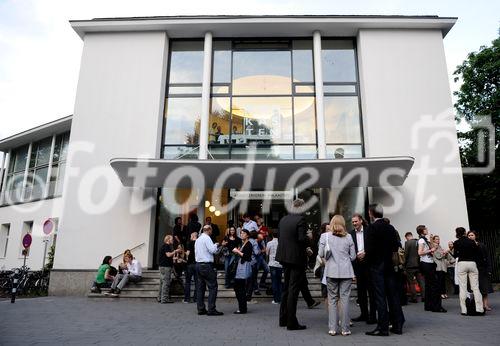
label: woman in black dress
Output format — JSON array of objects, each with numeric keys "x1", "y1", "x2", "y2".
[
  {"x1": 222, "y1": 227, "x2": 242, "y2": 288},
  {"x1": 467, "y1": 231, "x2": 493, "y2": 311},
  {"x1": 232, "y1": 229, "x2": 253, "y2": 314}
]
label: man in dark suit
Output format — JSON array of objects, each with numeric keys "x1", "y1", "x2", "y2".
[
  {"x1": 364, "y1": 204, "x2": 405, "y2": 336},
  {"x1": 276, "y1": 199, "x2": 308, "y2": 331},
  {"x1": 349, "y1": 213, "x2": 377, "y2": 324}
]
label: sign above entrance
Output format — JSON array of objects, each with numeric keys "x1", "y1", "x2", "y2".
[{"x1": 230, "y1": 190, "x2": 293, "y2": 200}]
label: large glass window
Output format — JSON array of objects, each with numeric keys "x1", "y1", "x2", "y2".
[
  {"x1": 324, "y1": 96, "x2": 361, "y2": 144},
  {"x1": 164, "y1": 98, "x2": 201, "y2": 145},
  {"x1": 233, "y1": 50, "x2": 292, "y2": 95},
  {"x1": 292, "y1": 40, "x2": 314, "y2": 83},
  {"x1": 322, "y1": 40, "x2": 357, "y2": 83},
  {"x1": 25, "y1": 137, "x2": 52, "y2": 200},
  {"x1": 168, "y1": 41, "x2": 204, "y2": 84},
  {"x1": 48, "y1": 132, "x2": 69, "y2": 197},
  {"x1": 5, "y1": 145, "x2": 28, "y2": 203},
  {"x1": 162, "y1": 38, "x2": 363, "y2": 160},
  {"x1": 231, "y1": 97, "x2": 293, "y2": 144},
  {"x1": 163, "y1": 41, "x2": 204, "y2": 156},
  {"x1": 1, "y1": 132, "x2": 69, "y2": 205},
  {"x1": 294, "y1": 97, "x2": 316, "y2": 144}
]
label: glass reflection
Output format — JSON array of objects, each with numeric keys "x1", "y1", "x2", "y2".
[
  {"x1": 326, "y1": 145, "x2": 362, "y2": 159},
  {"x1": 322, "y1": 40, "x2": 356, "y2": 82},
  {"x1": 328, "y1": 187, "x2": 366, "y2": 223},
  {"x1": 212, "y1": 41, "x2": 231, "y2": 83},
  {"x1": 295, "y1": 145, "x2": 317, "y2": 159},
  {"x1": 164, "y1": 97, "x2": 201, "y2": 144},
  {"x1": 229, "y1": 97, "x2": 293, "y2": 144},
  {"x1": 169, "y1": 41, "x2": 204, "y2": 84},
  {"x1": 231, "y1": 145, "x2": 293, "y2": 160},
  {"x1": 209, "y1": 98, "x2": 231, "y2": 144},
  {"x1": 324, "y1": 96, "x2": 361, "y2": 144},
  {"x1": 294, "y1": 97, "x2": 316, "y2": 144},
  {"x1": 292, "y1": 40, "x2": 314, "y2": 83},
  {"x1": 233, "y1": 51, "x2": 292, "y2": 95},
  {"x1": 163, "y1": 146, "x2": 199, "y2": 159}
]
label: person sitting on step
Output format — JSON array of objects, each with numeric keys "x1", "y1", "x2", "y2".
[{"x1": 106, "y1": 252, "x2": 142, "y2": 297}]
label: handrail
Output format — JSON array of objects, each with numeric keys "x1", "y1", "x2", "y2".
[{"x1": 112, "y1": 242, "x2": 146, "y2": 261}]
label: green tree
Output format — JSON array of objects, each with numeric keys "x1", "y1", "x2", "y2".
[{"x1": 454, "y1": 33, "x2": 499, "y2": 277}]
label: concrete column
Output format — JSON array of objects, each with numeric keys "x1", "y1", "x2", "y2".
[
  {"x1": 313, "y1": 30, "x2": 326, "y2": 159},
  {"x1": 199, "y1": 32, "x2": 213, "y2": 160},
  {"x1": 44, "y1": 134, "x2": 56, "y2": 198},
  {"x1": 313, "y1": 31, "x2": 330, "y2": 224}
]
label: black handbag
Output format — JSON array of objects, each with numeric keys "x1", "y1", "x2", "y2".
[{"x1": 229, "y1": 256, "x2": 238, "y2": 276}]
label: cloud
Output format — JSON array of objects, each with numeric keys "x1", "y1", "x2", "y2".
[{"x1": 0, "y1": 0, "x2": 498, "y2": 143}]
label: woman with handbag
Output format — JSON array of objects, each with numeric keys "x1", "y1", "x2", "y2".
[
  {"x1": 318, "y1": 215, "x2": 356, "y2": 336},
  {"x1": 223, "y1": 227, "x2": 242, "y2": 288},
  {"x1": 417, "y1": 225, "x2": 446, "y2": 313},
  {"x1": 232, "y1": 229, "x2": 253, "y2": 314}
]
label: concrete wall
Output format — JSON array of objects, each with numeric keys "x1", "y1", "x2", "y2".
[
  {"x1": 52, "y1": 32, "x2": 169, "y2": 271},
  {"x1": 0, "y1": 198, "x2": 62, "y2": 270},
  {"x1": 357, "y1": 29, "x2": 469, "y2": 244}
]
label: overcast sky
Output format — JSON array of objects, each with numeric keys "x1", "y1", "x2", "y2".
[{"x1": 0, "y1": 0, "x2": 498, "y2": 142}]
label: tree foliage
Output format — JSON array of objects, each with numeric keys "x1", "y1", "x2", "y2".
[{"x1": 454, "y1": 33, "x2": 499, "y2": 233}]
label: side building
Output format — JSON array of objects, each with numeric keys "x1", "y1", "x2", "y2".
[{"x1": 0, "y1": 116, "x2": 71, "y2": 271}]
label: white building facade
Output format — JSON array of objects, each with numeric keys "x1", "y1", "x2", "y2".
[{"x1": 0, "y1": 15, "x2": 468, "y2": 295}]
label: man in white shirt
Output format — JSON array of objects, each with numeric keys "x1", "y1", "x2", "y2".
[
  {"x1": 242, "y1": 213, "x2": 258, "y2": 232},
  {"x1": 107, "y1": 253, "x2": 142, "y2": 297},
  {"x1": 195, "y1": 225, "x2": 223, "y2": 316},
  {"x1": 266, "y1": 231, "x2": 283, "y2": 304},
  {"x1": 349, "y1": 213, "x2": 376, "y2": 324}
]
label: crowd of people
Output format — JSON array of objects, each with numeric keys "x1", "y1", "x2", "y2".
[{"x1": 91, "y1": 200, "x2": 494, "y2": 336}]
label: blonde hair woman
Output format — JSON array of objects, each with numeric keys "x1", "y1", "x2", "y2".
[{"x1": 318, "y1": 215, "x2": 356, "y2": 336}]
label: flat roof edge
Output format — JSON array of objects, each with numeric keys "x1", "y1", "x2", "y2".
[
  {"x1": 0, "y1": 115, "x2": 73, "y2": 152},
  {"x1": 69, "y1": 15, "x2": 457, "y2": 40}
]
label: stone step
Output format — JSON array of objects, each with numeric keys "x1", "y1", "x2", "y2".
[{"x1": 88, "y1": 270, "x2": 359, "y2": 300}]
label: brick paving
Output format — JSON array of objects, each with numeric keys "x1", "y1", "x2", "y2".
[{"x1": 0, "y1": 294, "x2": 499, "y2": 345}]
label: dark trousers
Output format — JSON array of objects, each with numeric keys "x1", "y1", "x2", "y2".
[
  {"x1": 251, "y1": 255, "x2": 269, "y2": 292},
  {"x1": 196, "y1": 263, "x2": 218, "y2": 313},
  {"x1": 370, "y1": 262, "x2": 405, "y2": 332},
  {"x1": 270, "y1": 267, "x2": 283, "y2": 303},
  {"x1": 280, "y1": 263, "x2": 306, "y2": 328},
  {"x1": 354, "y1": 263, "x2": 376, "y2": 320},
  {"x1": 300, "y1": 276, "x2": 314, "y2": 306},
  {"x1": 420, "y1": 262, "x2": 442, "y2": 311},
  {"x1": 224, "y1": 256, "x2": 235, "y2": 288},
  {"x1": 184, "y1": 263, "x2": 198, "y2": 301},
  {"x1": 234, "y1": 278, "x2": 248, "y2": 313},
  {"x1": 436, "y1": 270, "x2": 447, "y2": 295}
]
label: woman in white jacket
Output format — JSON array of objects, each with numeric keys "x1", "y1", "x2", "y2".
[{"x1": 318, "y1": 215, "x2": 356, "y2": 336}]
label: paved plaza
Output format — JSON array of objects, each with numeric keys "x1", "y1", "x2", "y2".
[{"x1": 1, "y1": 294, "x2": 499, "y2": 345}]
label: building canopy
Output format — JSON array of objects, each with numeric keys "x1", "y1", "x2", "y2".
[{"x1": 110, "y1": 156, "x2": 414, "y2": 189}]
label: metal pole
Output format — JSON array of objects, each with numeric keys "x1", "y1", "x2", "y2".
[
  {"x1": 11, "y1": 268, "x2": 19, "y2": 303},
  {"x1": 42, "y1": 239, "x2": 49, "y2": 269}
]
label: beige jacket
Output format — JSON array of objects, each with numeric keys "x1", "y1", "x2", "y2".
[{"x1": 433, "y1": 245, "x2": 455, "y2": 272}]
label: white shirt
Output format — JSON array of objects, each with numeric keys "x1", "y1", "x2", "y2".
[
  {"x1": 266, "y1": 239, "x2": 282, "y2": 268},
  {"x1": 195, "y1": 232, "x2": 218, "y2": 263},
  {"x1": 243, "y1": 220, "x2": 258, "y2": 232},
  {"x1": 418, "y1": 238, "x2": 433, "y2": 263},
  {"x1": 355, "y1": 227, "x2": 365, "y2": 254},
  {"x1": 125, "y1": 259, "x2": 142, "y2": 276}
]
